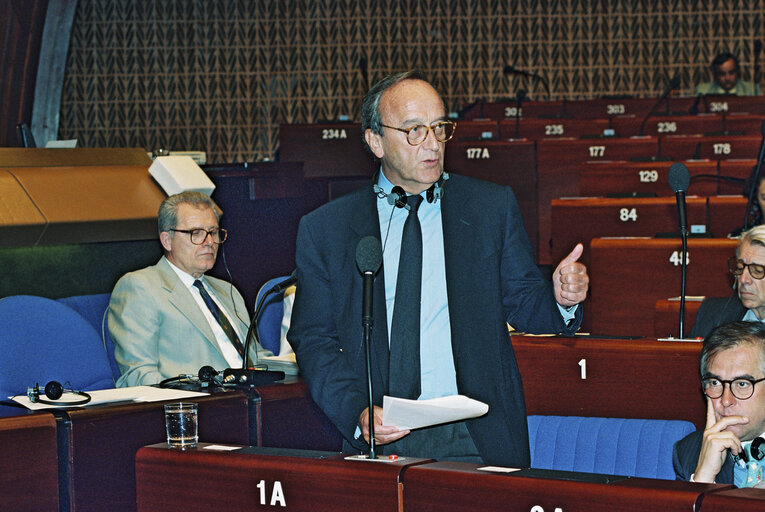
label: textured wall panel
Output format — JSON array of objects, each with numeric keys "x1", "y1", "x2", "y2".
[{"x1": 59, "y1": 0, "x2": 765, "y2": 163}]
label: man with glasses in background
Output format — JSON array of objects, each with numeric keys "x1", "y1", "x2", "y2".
[
  {"x1": 690, "y1": 226, "x2": 765, "y2": 338},
  {"x1": 109, "y1": 191, "x2": 272, "y2": 387},
  {"x1": 674, "y1": 321, "x2": 765, "y2": 487},
  {"x1": 288, "y1": 71, "x2": 589, "y2": 465}
]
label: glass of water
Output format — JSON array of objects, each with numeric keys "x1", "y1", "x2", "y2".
[{"x1": 164, "y1": 402, "x2": 198, "y2": 449}]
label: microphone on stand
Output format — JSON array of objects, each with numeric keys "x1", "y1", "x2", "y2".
[
  {"x1": 222, "y1": 271, "x2": 296, "y2": 386},
  {"x1": 669, "y1": 162, "x2": 690, "y2": 338},
  {"x1": 638, "y1": 76, "x2": 681, "y2": 136},
  {"x1": 503, "y1": 65, "x2": 551, "y2": 100},
  {"x1": 743, "y1": 121, "x2": 765, "y2": 231},
  {"x1": 356, "y1": 236, "x2": 383, "y2": 459}
]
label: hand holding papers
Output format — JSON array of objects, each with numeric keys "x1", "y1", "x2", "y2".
[{"x1": 382, "y1": 394, "x2": 489, "y2": 430}]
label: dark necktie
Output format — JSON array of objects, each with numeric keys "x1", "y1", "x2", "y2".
[
  {"x1": 388, "y1": 194, "x2": 423, "y2": 399},
  {"x1": 193, "y1": 280, "x2": 246, "y2": 361}
]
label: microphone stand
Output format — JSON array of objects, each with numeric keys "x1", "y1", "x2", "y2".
[
  {"x1": 222, "y1": 275, "x2": 295, "y2": 386},
  {"x1": 679, "y1": 226, "x2": 688, "y2": 338}
]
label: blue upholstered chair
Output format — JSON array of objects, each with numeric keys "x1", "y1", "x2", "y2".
[
  {"x1": 254, "y1": 276, "x2": 293, "y2": 355},
  {"x1": 56, "y1": 293, "x2": 120, "y2": 382},
  {"x1": 527, "y1": 415, "x2": 696, "y2": 480},
  {"x1": 0, "y1": 295, "x2": 115, "y2": 399}
]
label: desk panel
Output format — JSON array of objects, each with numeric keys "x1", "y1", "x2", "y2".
[
  {"x1": 536, "y1": 137, "x2": 658, "y2": 264},
  {"x1": 724, "y1": 114, "x2": 765, "y2": 135},
  {"x1": 278, "y1": 123, "x2": 377, "y2": 179},
  {"x1": 707, "y1": 195, "x2": 747, "y2": 238},
  {"x1": 62, "y1": 392, "x2": 249, "y2": 512},
  {"x1": 695, "y1": 96, "x2": 765, "y2": 115},
  {"x1": 579, "y1": 160, "x2": 718, "y2": 197},
  {"x1": 612, "y1": 114, "x2": 722, "y2": 138},
  {"x1": 654, "y1": 298, "x2": 704, "y2": 339},
  {"x1": 700, "y1": 487, "x2": 765, "y2": 510},
  {"x1": 589, "y1": 238, "x2": 737, "y2": 337},
  {"x1": 662, "y1": 135, "x2": 762, "y2": 161},
  {"x1": 550, "y1": 197, "x2": 707, "y2": 265},
  {"x1": 453, "y1": 119, "x2": 499, "y2": 141},
  {"x1": 136, "y1": 443, "x2": 430, "y2": 512},
  {"x1": 0, "y1": 411, "x2": 59, "y2": 512},
  {"x1": 498, "y1": 117, "x2": 611, "y2": 139},
  {"x1": 403, "y1": 461, "x2": 718, "y2": 512},
  {"x1": 718, "y1": 159, "x2": 755, "y2": 195},
  {"x1": 513, "y1": 335, "x2": 705, "y2": 427}
]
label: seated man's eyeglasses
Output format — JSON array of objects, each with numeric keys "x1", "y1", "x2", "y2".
[
  {"x1": 380, "y1": 120, "x2": 457, "y2": 146},
  {"x1": 702, "y1": 376, "x2": 765, "y2": 400},
  {"x1": 169, "y1": 228, "x2": 228, "y2": 245},
  {"x1": 728, "y1": 258, "x2": 765, "y2": 279}
]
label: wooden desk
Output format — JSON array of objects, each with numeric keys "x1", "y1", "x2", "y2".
[
  {"x1": 718, "y1": 159, "x2": 755, "y2": 195},
  {"x1": 589, "y1": 238, "x2": 737, "y2": 337},
  {"x1": 707, "y1": 196, "x2": 747, "y2": 238},
  {"x1": 453, "y1": 119, "x2": 499, "y2": 141},
  {"x1": 724, "y1": 114, "x2": 765, "y2": 135},
  {"x1": 512, "y1": 335, "x2": 706, "y2": 427},
  {"x1": 661, "y1": 134, "x2": 762, "y2": 161},
  {"x1": 699, "y1": 487, "x2": 765, "y2": 510},
  {"x1": 60, "y1": 392, "x2": 249, "y2": 512},
  {"x1": 498, "y1": 117, "x2": 611, "y2": 139},
  {"x1": 402, "y1": 461, "x2": 721, "y2": 512},
  {"x1": 0, "y1": 409, "x2": 59, "y2": 512},
  {"x1": 461, "y1": 100, "x2": 565, "y2": 120},
  {"x1": 694, "y1": 95, "x2": 765, "y2": 115},
  {"x1": 278, "y1": 123, "x2": 377, "y2": 179},
  {"x1": 654, "y1": 298, "x2": 704, "y2": 338},
  {"x1": 611, "y1": 114, "x2": 722, "y2": 138},
  {"x1": 536, "y1": 137, "x2": 658, "y2": 264},
  {"x1": 579, "y1": 160, "x2": 718, "y2": 197},
  {"x1": 550, "y1": 197, "x2": 707, "y2": 265},
  {"x1": 136, "y1": 443, "x2": 430, "y2": 512}
]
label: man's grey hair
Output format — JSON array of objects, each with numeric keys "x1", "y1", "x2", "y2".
[
  {"x1": 737, "y1": 225, "x2": 765, "y2": 257},
  {"x1": 360, "y1": 70, "x2": 437, "y2": 156},
  {"x1": 700, "y1": 320, "x2": 765, "y2": 376},
  {"x1": 157, "y1": 191, "x2": 221, "y2": 237}
]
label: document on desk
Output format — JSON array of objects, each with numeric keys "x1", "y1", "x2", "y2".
[
  {"x1": 382, "y1": 395, "x2": 489, "y2": 430},
  {"x1": 260, "y1": 352, "x2": 299, "y2": 375},
  {"x1": 12, "y1": 385, "x2": 208, "y2": 410}
]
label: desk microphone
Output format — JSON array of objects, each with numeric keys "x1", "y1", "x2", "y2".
[
  {"x1": 669, "y1": 162, "x2": 690, "y2": 338},
  {"x1": 222, "y1": 271, "x2": 296, "y2": 386},
  {"x1": 356, "y1": 235, "x2": 383, "y2": 459},
  {"x1": 638, "y1": 76, "x2": 681, "y2": 136},
  {"x1": 503, "y1": 65, "x2": 551, "y2": 100}
]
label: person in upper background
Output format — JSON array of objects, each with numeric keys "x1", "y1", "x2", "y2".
[
  {"x1": 287, "y1": 70, "x2": 589, "y2": 466},
  {"x1": 109, "y1": 191, "x2": 272, "y2": 387},
  {"x1": 690, "y1": 226, "x2": 765, "y2": 338},
  {"x1": 694, "y1": 52, "x2": 762, "y2": 96},
  {"x1": 673, "y1": 321, "x2": 765, "y2": 487}
]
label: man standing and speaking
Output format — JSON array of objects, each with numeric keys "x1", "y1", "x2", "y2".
[{"x1": 288, "y1": 71, "x2": 589, "y2": 466}]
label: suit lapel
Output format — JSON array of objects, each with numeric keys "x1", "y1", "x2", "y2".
[{"x1": 157, "y1": 257, "x2": 220, "y2": 353}]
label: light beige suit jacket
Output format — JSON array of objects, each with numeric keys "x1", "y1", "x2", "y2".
[{"x1": 109, "y1": 256, "x2": 270, "y2": 387}]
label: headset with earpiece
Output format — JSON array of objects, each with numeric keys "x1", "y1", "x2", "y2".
[
  {"x1": 372, "y1": 171, "x2": 449, "y2": 209},
  {"x1": 27, "y1": 381, "x2": 91, "y2": 406}
]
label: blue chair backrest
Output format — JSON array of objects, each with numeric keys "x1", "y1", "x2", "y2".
[
  {"x1": 56, "y1": 293, "x2": 120, "y2": 382},
  {"x1": 527, "y1": 415, "x2": 696, "y2": 480},
  {"x1": 254, "y1": 276, "x2": 292, "y2": 355},
  {"x1": 0, "y1": 295, "x2": 115, "y2": 399}
]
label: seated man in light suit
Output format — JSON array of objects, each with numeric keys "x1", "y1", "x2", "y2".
[
  {"x1": 109, "y1": 191, "x2": 271, "y2": 387},
  {"x1": 673, "y1": 321, "x2": 765, "y2": 487},
  {"x1": 690, "y1": 226, "x2": 765, "y2": 338},
  {"x1": 694, "y1": 52, "x2": 762, "y2": 96}
]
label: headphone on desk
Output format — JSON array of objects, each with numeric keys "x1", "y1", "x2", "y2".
[{"x1": 27, "y1": 381, "x2": 91, "y2": 406}]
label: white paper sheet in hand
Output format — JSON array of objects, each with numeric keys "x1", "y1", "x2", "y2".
[{"x1": 382, "y1": 395, "x2": 489, "y2": 430}]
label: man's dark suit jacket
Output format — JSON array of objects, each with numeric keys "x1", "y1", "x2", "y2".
[
  {"x1": 689, "y1": 295, "x2": 746, "y2": 339},
  {"x1": 288, "y1": 174, "x2": 582, "y2": 467},
  {"x1": 673, "y1": 429, "x2": 734, "y2": 484}
]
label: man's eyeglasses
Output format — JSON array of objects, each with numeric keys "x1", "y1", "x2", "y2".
[
  {"x1": 702, "y1": 376, "x2": 765, "y2": 400},
  {"x1": 380, "y1": 120, "x2": 457, "y2": 146},
  {"x1": 169, "y1": 228, "x2": 227, "y2": 245},
  {"x1": 728, "y1": 258, "x2": 765, "y2": 280}
]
